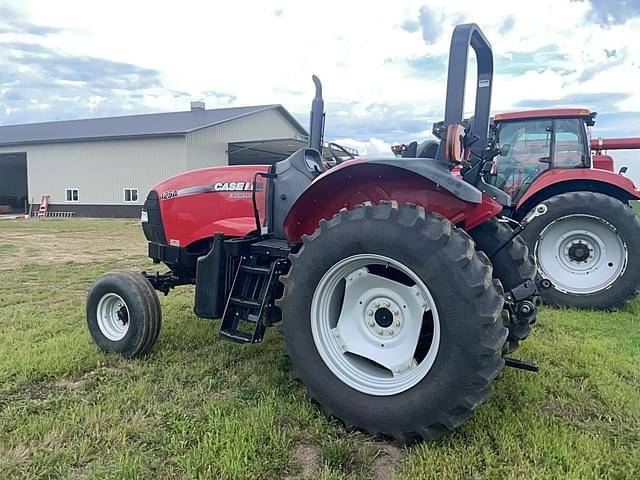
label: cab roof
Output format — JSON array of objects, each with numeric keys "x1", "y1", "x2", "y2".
[{"x1": 494, "y1": 108, "x2": 595, "y2": 125}]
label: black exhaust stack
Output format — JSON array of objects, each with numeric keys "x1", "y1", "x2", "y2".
[{"x1": 309, "y1": 75, "x2": 325, "y2": 153}]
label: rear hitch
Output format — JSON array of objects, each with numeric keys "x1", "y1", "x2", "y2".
[{"x1": 504, "y1": 358, "x2": 539, "y2": 372}]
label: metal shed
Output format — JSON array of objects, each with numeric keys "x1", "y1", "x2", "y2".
[{"x1": 0, "y1": 103, "x2": 309, "y2": 217}]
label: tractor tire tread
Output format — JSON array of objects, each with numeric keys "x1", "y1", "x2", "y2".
[
  {"x1": 470, "y1": 218, "x2": 538, "y2": 353},
  {"x1": 278, "y1": 202, "x2": 506, "y2": 443}
]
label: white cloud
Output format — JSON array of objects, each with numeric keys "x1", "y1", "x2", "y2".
[
  {"x1": 334, "y1": 137, "x2": 395, "y2": 158},
  {"x1": 1, "y1": 0, "x2": 640, "y2": 146}
]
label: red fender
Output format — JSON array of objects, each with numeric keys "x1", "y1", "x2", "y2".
[
  {"x1": 516, "y1": 168, "x2": 640, "y2": 211},
  {"x1": 283, "y1": 162, "x2": 502, "y2": 243}
]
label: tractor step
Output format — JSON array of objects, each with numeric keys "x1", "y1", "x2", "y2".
[
  {"x1": 229, "y1": 296, "x2": 262, "y2": 310},
  {"x1": 220, "y1": 329, "x2": 255, "y2": 344},
  {"x1": 250, "y1": 238, "x2": 290, "y2": 258},
  {"x1": 219, "y1": 256, "x2": 280, "y2": 344},
  {"x1": 239, "y1": 264, "x2": 273, "y2": 275}
]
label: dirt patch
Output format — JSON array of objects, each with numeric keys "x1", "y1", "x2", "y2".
[
  {"x1": 285, "y1": 443, "x2": 321, "y2": 479},
  {"x1": 54, "y1": 365, "x2": 133, "y2": 391},
  {"x1": 538, "y1": 398, "x2": 639, "y2": 441},
  {"x1": 0, "y1": 380, "x2": 65, "y2": 409},
  {"x1": 55, "y1": 371, "x2": 98, "y2": 390},
  {"x1": 0, "y1": 230, "x2": 145, "y2": 270},
  {"x1": 1, "y1": 366, "x2": 131, "y2": 411},
  {"x1": 541, "y1": 399, "x2": 615, "y2": 426},
  {"x1": 70, "y1": 462, "x2": 92, "y2": 480},
  {"x1": 370, "y1": 443, "x2": 403, "y2": 480},
  {"x1": 0, "y1": 444, "x2": 30, "y2": 469}
]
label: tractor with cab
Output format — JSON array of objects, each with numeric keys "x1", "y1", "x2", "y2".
[
  {"x1": 87, "y1": 24, "x2": 541, "y2": 443},
  {"x1": 394, "y1": 109, "x2": 640, "y2": 310}
]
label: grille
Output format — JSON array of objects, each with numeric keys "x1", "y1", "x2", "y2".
[{"x1": 141, "y1": 191, "x2": 167, "y2": 245}]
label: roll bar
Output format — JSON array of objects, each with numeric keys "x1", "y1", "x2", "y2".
[
  {"x1": 437, "y1": 24, "x2": 494, "y2": 160},
  {"x1": 309, "y1": 75, "x2": 326, "y2": 152}
]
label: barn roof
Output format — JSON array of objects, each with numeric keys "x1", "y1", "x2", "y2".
[{"x1": 0, "y1": 104, "x2": 308, "y2": 147}]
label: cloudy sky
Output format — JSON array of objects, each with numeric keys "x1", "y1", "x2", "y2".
[{"x1": 1, "y1": 0, "x2": 639, "y2": 174}]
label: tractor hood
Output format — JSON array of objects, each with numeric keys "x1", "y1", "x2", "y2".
[{"x1": 143, "y1": 164, "x2": 270, "y2": 248}]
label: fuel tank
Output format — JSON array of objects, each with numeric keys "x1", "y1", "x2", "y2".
[{"x1": 142, "y1": 165, "x2": 269, "y2": 249}]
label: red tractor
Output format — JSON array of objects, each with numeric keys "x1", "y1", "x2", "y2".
[
  {"x1": 395, "y1": 111, "x2": 640, "y2": 310},
  {"x1": 87, "y1": 24, "x2": 541, "y2": 443}
]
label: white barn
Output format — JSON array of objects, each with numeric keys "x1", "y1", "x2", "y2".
[{"x1": 0, "y1": 103, "x2": 314, "y2": 217}]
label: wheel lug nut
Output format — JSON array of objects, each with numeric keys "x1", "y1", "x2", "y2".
[
  {"x1": 376, "y1": 329, "x2": 383, "y2": 335},
  {"x1": 384, "y1": 301, "x2": 390, "y2": 308},
  {"x1": 368, "y1": 320, "x2": 375, "y2": 327},
  {"x1": 394, "y1": 320, "x2": 400, "y2": 327},
  {"x1": 393, "y1": 310, "x2": 399, "y2": 316},
  {"x1": 367, "y1": 310, "x2": 373, "y2": 316},
  {"x1": 388, "y1": 329, "x2": 394, "y2": 335},
  {"x1": 373, "y1": 303, "x2": 379, "y2": 308}
]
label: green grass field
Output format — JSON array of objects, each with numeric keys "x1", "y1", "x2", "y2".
[{"x1": 0, "y1": 219, "x2": 638, "y2": 479}]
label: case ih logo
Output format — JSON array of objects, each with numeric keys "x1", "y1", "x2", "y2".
[
  {"x1": 161, "y1": 180, "x2": 257, "y2": 200},
  {"x1": 213, "y1": 182, "x2": 253, "y2": 192}
]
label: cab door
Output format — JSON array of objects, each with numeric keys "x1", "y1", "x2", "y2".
[{"x1": 493, "y1": 118, "x2": 588, "y2": 201}]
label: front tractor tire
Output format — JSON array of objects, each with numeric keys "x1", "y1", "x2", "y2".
[
  {"x1": 278, "y1": 202, "x2": 507, "y2": 443},
  {"x1": 86, "y1": 271, "x2": 162, "y2": 358},
  {"x1": 520, "y1": 192, "x2": 640, "y2": 310}
]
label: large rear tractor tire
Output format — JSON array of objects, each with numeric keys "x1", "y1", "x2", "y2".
[
  {"x1": 470, "y1": 218, "x2": 538, "y2": 354},
  {"x1": 86, "y1": 271, "x2": 162, "y2": 358},
  {"x1": 278, "y1": 202, "x2": 507, "y2": 443},
  {"x1": 520, "y1": 192, "x2": 640, "y2": 310}
]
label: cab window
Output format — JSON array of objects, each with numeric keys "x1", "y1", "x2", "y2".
[
  {"x1": 553, "y1": 119, "x2": 587, "y2": 167},
  {"x1": 493, "y1": 119, "x2": 552, "y2": 200}
]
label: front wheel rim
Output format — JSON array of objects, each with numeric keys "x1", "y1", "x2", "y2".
[
  {"x1": 311, "y1": 254, "x2": 440, "y2": 396},
  {"x1": 536, "y1": 214, "x2": 627, "y2": 295},
  {"x1": 96, "y1": 293, "x2": 130, "y2": 341}
]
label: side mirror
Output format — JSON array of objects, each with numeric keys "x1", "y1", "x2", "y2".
[
  {"x1": 538, "y1": 156, "x2": 552, "y2": 164},
  {"x1": 500, "y1": 144, "x2": 511, "y2": 156}
]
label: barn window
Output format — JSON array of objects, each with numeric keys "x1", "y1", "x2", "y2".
[
  {"x1": 124, "y1": 188, "x2": 139, "y2": 203},
  {"x1": 65, "y1": 188, "x2": 79, "y2": 202}
]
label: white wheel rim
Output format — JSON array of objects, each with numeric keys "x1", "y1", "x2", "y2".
[
  {"x1": 311, "y1": 254, "x2": 440, "y2": 396},
  {"x1": 96, "y1": 293, "x2": 130, "y2": 341},
  {"x1": 536, "y1": 214, "x2": 627, "y2": 295}
]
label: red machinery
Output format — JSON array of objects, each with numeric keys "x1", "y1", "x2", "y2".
[
  {"x1": 492, "y1": 109, "x2": 640, "y2": 310},
  {"x1": 86, "y1": 24, "x2": 540, "y2": 443},
  {"x1": 395, "y1": 108, "x2": 640, "y2": 309},
  {"x1": 591, "y1": 137, "x2": 640, "y2": 152},
  {"x1": 590, "y1": 137, "x2": 640, "y2": 171}
]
